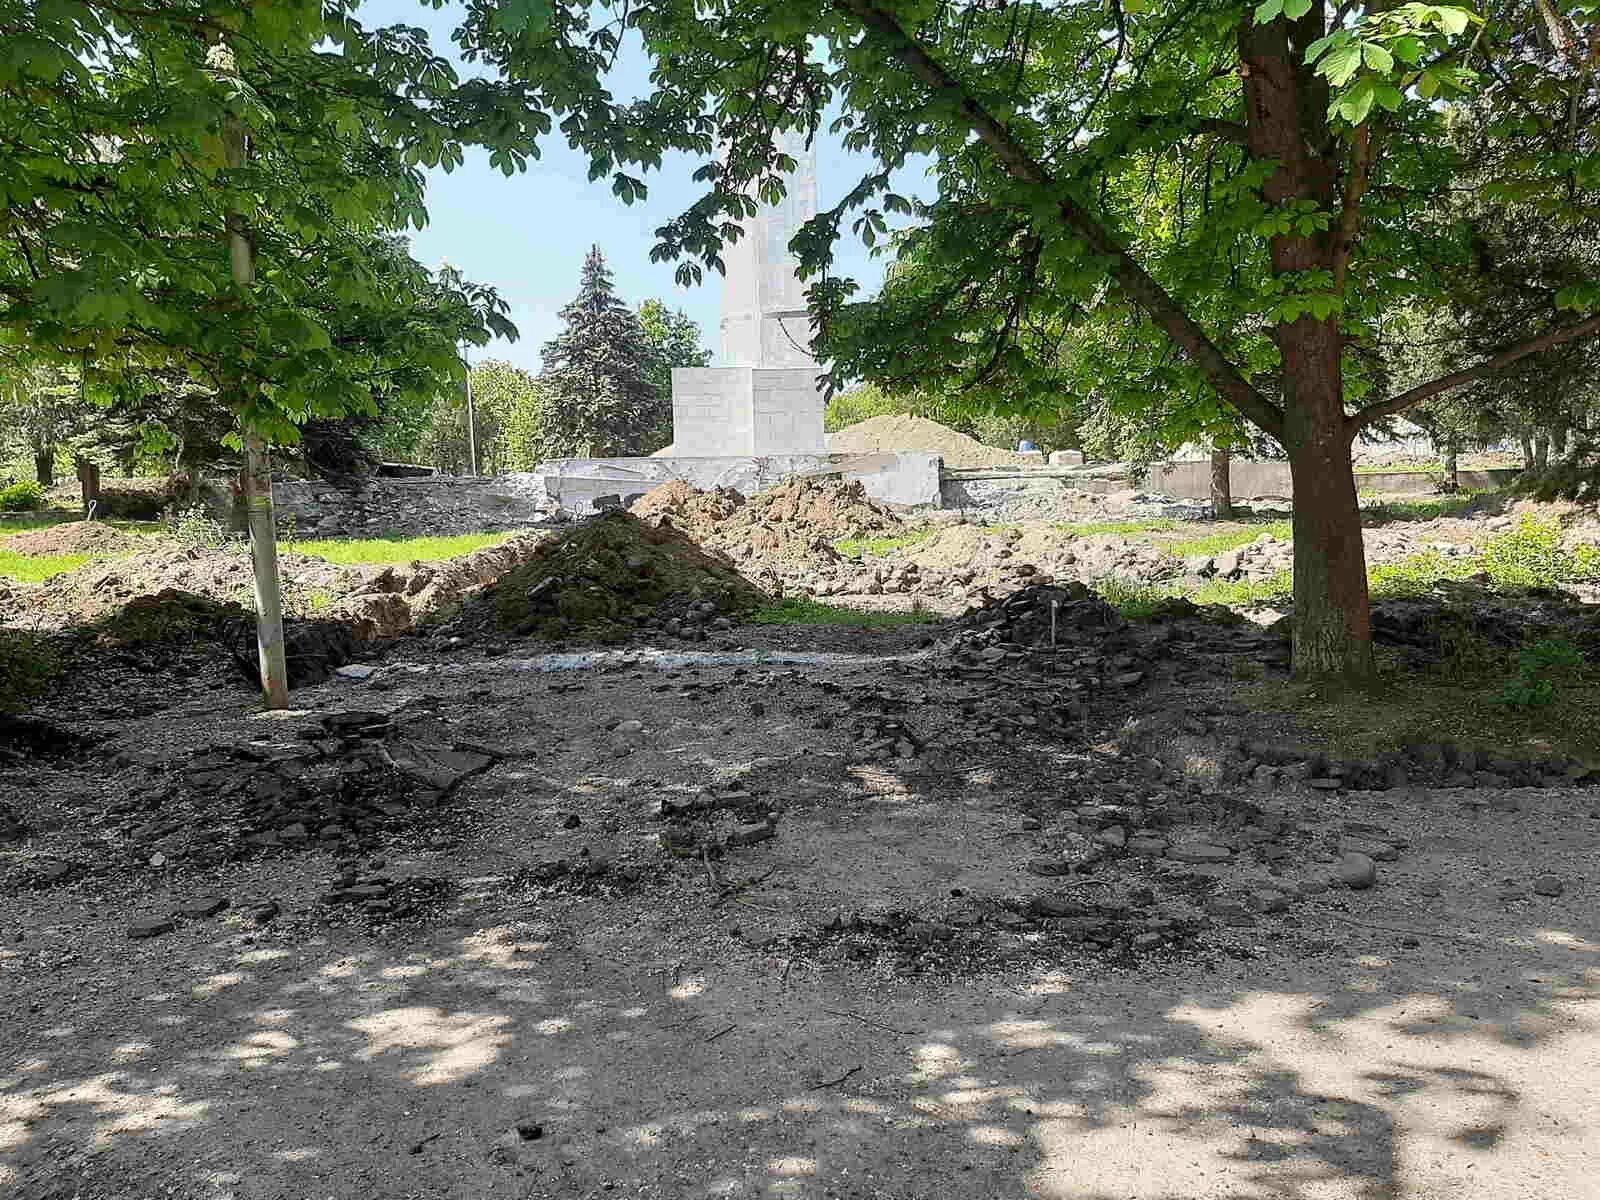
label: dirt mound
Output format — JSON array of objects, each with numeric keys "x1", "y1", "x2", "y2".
[
  {"x1": 630, "y1": 481, "x2": 747, "y2": 540},
  {"x1": 3, "y1": 521, "x2": 142, "y2": 555},
  {"x1": 634, "y1": 477, "x2": 902, "y2": 579},
  {"x1": 455, "y1": 510, "x2": 768, "y2": 642},
  {"x1": 829, "y1": 414, "x2": 1039, "y2": 469}
]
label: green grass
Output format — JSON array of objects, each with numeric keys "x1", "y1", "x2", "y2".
[
  {"x1": 1239, "y1": 657, "x2": 1600, "y2": 761},
  {"x1": 1054, "y1": 518, "x2": 1180, "y2": 537},
  {"x1": 747, "y1": 598, "x2": 941, "y2": 627},
  {"x1": 1360, "y1": 491, "x2": 1488, "y2": 522},
  {"x1": 1093, "y1": 577, "x2": 1172, "y2": 619},
  {"x1": 1190, "y1": 570, "x2": 1295, "y2": 607},
  {"x1": 283, "y1": 530, "x2": 521, "y2": 564},
  {"x1": 0, "y1": 549, "x2": 94, "y2": 582},
  {"x1": 1164, "y1": 520, "x2": 1293, "y2": 558},
  {"x1": 832, "y1": 529, "x2": 937, "y2": 559}
]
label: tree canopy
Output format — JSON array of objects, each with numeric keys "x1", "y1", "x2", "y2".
[
  {"x1": 460, "y1": 0, "x2": 1599, "y2": 675},
  {"x1": 0, "y1": 0, "x2": 536, "y2": 443}
]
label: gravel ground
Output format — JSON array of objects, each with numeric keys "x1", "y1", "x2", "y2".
[{"x1": 2, "y1": 615, "x2": 1597, "y2": 1200}]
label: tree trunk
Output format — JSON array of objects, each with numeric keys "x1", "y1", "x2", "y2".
[
  {"x1": 223, "y1": 87, "x2": 288, "y2": 709},
  {"x1": 1551, "y1": 425, "x2": 1568, "y2": 458},
  {"x1": 33, "y1": 447, "x2": 55, "y2": 487},
  {"x1": 1441, "y1": 437, "x2": 1459, "y2": 493},
  {"x1": 1280, "y1": 321, "x2": 1374, "y2": 679},
  {"x1": 1521, "y1": 432, "x2": 1535, "y2": 471},
  {"x1": 1534, "y1": 432, "x2": 1550, "y2": 471},
  {"x1": 1209, "y1": 447, "x2": 1234, "y2": 518}
]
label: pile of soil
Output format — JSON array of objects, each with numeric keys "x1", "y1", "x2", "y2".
[
  {"x1": 2, "y1": 520, "x2": 141, "y2": 555},
  {"x1": 829, "y1": 413, "x2": 1040, "y2": 468},
  {"x1": 629, "y1": 480, "x2": 747, "y2": 539},
  {"x1": 633, "y1": 476, "x2": 903, "y2": 574},
  {"x1": 456, "y1": 510, "x2": 768, "y2": 642}
]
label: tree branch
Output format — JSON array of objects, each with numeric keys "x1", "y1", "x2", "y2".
[
  {"x1": 833, "y1": 0, "x2": 1285, "y2": 440},
  {"x1": 1350, "y1": 312, "x2": 1600, "y2": 431}
]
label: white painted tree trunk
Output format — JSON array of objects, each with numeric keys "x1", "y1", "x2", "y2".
[{"x1": 225, "y1": 104, "x2": 289, "y2": 708}]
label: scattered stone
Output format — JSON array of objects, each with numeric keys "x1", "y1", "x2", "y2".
[
  {"x1": 1093, "y1": 825, "x2": 1128, "y2": 850},
  {"x1": 1337, "y1": 853, "x2": 1377, "y2": 890},
  {"x1": 1026, "y1": 857, "x2": 1073, "y2": 877},
  {"x1": 726, "y1": 822, "x2": 776, "y2": 848},
  {"x1": 335, "y1": 664, "x2": 379, "y2": 680},
  {"x1": 1532, "y1": 875, "x2": 1565, "y2": 898},
  {"x1": 1168, "y1": 843, "x2": 1232, "y2": 864},
  {"x1": 250, "y1": 901, "x2": 280, "y2": 924},
  {"x1": 178, "y1": 897, "x2": 229, "y2": 919},
  {"x1": 128, "y1": 916, "x2": 175, "y2": 939},
  {"x1": 1307, "y1": 778, "x2": 1342, "y2": 791},
  {"x1": 1127, "y1": 837, "x2": 1169, "y2": 857}
]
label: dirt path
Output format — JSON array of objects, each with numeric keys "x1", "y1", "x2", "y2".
[{"x1": 3, "y1": 634, "x2": 1597, "y2": 1200}]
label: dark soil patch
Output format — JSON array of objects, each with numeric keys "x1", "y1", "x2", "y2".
[{"x1": 453, "y1": 510, "x2": 768, "y2": 642}]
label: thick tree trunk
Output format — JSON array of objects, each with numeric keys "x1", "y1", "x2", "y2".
[
  {"x1": 1535, "y1": 432, "x2": 1550, "y2": 471},
  {"x1": 33, "y1": 448, "x2": 54, "y2": 487},
  {"x1": 1552, "y1": 425, "x2": 1568, "y2": 458},
  {"x1": 1210, "y1": 447, "x2": 1234, "y2": 518},
  {"x1": 1280, "y1": 320, "x2": 1374, "y2": 679},
  {"x1": 1441, "y1": 437, "x2": 1459, "y2": 492},
  {"x1": 1520, "y1": 432, "x2": 1535, "y2": 470}
]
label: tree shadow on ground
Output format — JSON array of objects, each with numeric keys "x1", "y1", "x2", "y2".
[{"x1": 2, "y1": 902, "x2": 1594, "y2": 1200}]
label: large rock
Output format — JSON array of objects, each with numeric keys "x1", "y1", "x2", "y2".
[{"x1": 1337, "y1": 853, "x2": 1377, "y2": 890}]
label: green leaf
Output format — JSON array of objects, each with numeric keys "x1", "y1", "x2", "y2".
[
  {"x1": 1283, "y1": 0, "x2": 1313, "y2": 18},
  {"x1": 1303, "y1": 33, "x2": 1339, "y2": 63},
  {"x1": 1335, "y1": 79, "x2": 1378, "y2": 125},
  {"x1": 1436, "y1": 6, "x2": 1471, "y2": 34},
  {"x1": 1374, "y1": 83, "x2": 1404, "y2": 110},
  {"x1": 1320, "y1": 43, "x2": 1363, "y2": 86},
  {"x1": 1417, "y1": 67, "x2": 1439, "y2": 98},
  {"x1": 1361, "y1": 43, "x2": 1394, "y2": 73},
  {"x1": 492, "y1": 0, "x2": 553, "y2": 36},
  {"x1": 1253, "y1": 0, "x2": 1284, "y2": 24}
]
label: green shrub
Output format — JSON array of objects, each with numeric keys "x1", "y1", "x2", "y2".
[
  {"x1": 0, "y1": 481, "x2": 45, "y2": 512},
  {"x1": 1480, "y1": 514, "x2": 1600, "y2": 590},
  {"x1": 1496, "y1": 638, "x2": 1585, "y2": 709}
]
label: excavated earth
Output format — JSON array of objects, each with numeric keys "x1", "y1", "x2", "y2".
[{"x1": 3, "y1": 570, "x2": 1600, "y2": 1199}]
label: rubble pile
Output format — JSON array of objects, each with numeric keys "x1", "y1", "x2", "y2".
[
  {"x1": 451, "y1": 510, "x2": 769, "y2": 643},
  {"x1": 65, "y1": 710, "x2": 500, "y2": 885}
]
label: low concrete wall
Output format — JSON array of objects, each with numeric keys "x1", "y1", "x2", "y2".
[
  {"x1": 523, "y1": 451, "x2": 943, "y2": 517},
  {"x1": 944, "y1": 461, "x2": 1523, "y2": 503},
  {"x1": 273, "y1": 475, "x2": 549, "y2": 538}
]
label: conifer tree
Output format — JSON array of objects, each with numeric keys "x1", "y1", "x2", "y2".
[{"x1": 537, "y1": 248, "x2": 666, "y2": 457}]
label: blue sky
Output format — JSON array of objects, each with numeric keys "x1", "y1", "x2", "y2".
[{"x1": 369, "y1": 2, "x2": 921, "y2": 372}]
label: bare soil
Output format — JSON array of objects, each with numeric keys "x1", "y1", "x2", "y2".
[{"x1": 3, "y1": 603, "x2": 1597, "y2": 1199}]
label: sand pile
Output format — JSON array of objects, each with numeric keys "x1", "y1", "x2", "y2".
[
  {"x1": 3, "y1": 521, "x2": 142, "y2": 556},
  {"x1": 829, "y1": 414, "x2": 1038, "y2": 469},
  {"x1": 456, "y1": 511, "x2": 768, "y2": 643}
]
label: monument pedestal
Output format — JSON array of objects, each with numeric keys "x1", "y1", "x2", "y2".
[{"x1": 671, "y1": 367, "x2": 826, "y2": 458}]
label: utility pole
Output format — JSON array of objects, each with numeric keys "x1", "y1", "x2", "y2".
[{"x1": 217, "y1": 42, "x2": 288, "y2": 708}]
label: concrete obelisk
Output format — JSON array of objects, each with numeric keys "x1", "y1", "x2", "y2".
[{"x1": 670, "y1": 130, "x2": 827, "y2": 456}]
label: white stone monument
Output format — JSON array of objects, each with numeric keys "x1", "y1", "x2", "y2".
[{"x1": 669, "y1": 130, "x2": 828, "y2": 457}]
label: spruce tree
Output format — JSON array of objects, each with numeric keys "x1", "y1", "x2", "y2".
[{"x1": 537, "y1": 247, "x2": 666, "y2": 457}]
